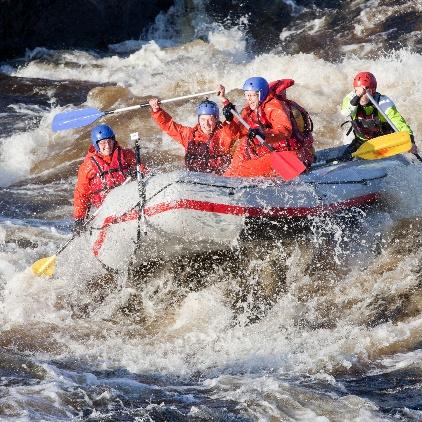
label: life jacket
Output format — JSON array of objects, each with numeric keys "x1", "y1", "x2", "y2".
[
  {"x1": 269, "y1": 79, "x2": 315, "y2": 167},
  {"x1": 241, "y1": 97, "x2": 291, "y2": 159},
  {"x1": 284, "y1": 100, "x2": 313, "y2": 140},
  {"x1": 242, "y1": 101, "x2": 271, "y2": 131},
  {"x1": 89, "y1": 146, "x2": 133, "y2": 207},
  {"x1": 269, "y1": 79, "x2": 314, "y2": 142},
  {"x1": 350, "y1": 93, "x2": 394, "y2": 140},
  {"x1": 184, "y1": 127, "x2": 232, "y2": 175}
]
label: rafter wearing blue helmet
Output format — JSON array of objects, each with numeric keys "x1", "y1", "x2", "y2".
[
  {"x1": 242, "y1": 77, "x2": 270, "y2": 103},
  {"x1": 73, "y1": 124, "x2": 143, "y2": 233},
  {"x1": 217, "y1": 79, "x2": 315, "y2": 177},
  {"x1": 91, "y1": 124, "x2": 115, "y2": 151},
  {"x1": 196, "y1": 100, "x2": 219, "y2": 119},
  {"x1": 217, "y1": 78, "x2": 293, "y2": 170},
  {"x1": 148, "y1": 93, "x2": 240, "y2": 175}
]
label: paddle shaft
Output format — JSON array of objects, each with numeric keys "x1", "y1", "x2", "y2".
[
  {"x1": 366, "y1": 91, "x2": 422, "y2": 162},
  {"x1": 365, "y1": 91, "x2": 398, "y2": 132},
  {"x1": 105, "y1": 90, "x2": 218, "y2": 116},
  {"x1": 132, "y1": 133, "x2": 147, "y2": 239},
  {"x1": 52, "y1": 90, "x2": 219, "y2": 132},
  {"x1": 230, "y1": 109, "x2": 275, "y2": 152},
  {"x1": 31, "y1": 201, "x2": 106, "y2": 276}
]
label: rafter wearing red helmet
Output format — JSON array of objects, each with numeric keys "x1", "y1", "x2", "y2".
[{"x1": 340, "y1": 71, "x2": 414, "y2": 160}]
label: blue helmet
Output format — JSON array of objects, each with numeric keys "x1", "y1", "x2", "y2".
[
  {"x1": 196, "y1": 100, "x2": 219, "y2": 119},
  {"x1": 242, "y1": 77, "x2": 270, "y2": 102},
  {"x1": 91, "y1": 124, "x2": 115, "y2": 151}
]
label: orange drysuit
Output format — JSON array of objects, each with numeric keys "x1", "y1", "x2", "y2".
[
  {"x1": 224, "y1": 94, "x2": 293, "y2": 177},
  {"x1": 74, "y1": 143, "x2": 140, "y2": 220},
  {"x1": 151, "y1": 108, "x2": 240, "y2": 174},
  {"x1": 225, "y1": 91, "x2": 314, "y2": 177}
]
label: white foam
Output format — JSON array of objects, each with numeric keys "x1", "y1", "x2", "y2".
[
  {"x1": 208, "y1": 26, "x2": 247, "y2": 60},
  {"x1": 0, "y1": 108, "x2": 61, "y2": 187},
  {"x1": 0, "y1": 130, "x2": 42, "y2": 187}
]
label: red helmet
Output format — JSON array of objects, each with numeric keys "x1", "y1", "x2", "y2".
[{"x1": 353, "y1": 72, "x2": 377, "y2": 92}]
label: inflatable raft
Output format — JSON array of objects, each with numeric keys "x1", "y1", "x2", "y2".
[{"x1": 84, "y1": 147, "x2": 421, "y2": 271}]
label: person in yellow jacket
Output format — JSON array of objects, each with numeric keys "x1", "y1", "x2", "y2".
[{"x1": 340, "y1": 71, "x2": 414, "y2": 160}]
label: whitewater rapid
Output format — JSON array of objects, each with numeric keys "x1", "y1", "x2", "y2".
[{"x1": 1, "y1": 9, "x2": 422, "y2": 421}]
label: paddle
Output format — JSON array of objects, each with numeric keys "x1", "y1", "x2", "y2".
[
  {"x1": 31, "y1": 231, "x2": 84, "y2": 277},
  {"x1": 230, "y1": 109, "x2": 306, "y2": 181},
  {"x1": 131, "y1": 132, "x2": 147, "y2": 239},
  {"x1": 52, "y1": 90, "x2": 218, "y2": 132},
  {"x1": 352, "y1": 131, "x2": 412, "y2": 160},
  {"x1": 362, "y1": 90, "x2": 419, "y2": 160},
  {"x1": 311, "y1": 132, "x2": 413, "y2": 170},
  {"x1": 31, "y1": 177, "x2": 132, "y2": 277}
]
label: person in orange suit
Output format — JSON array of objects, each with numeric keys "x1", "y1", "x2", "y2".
[
  {"x1": 148, "y1": 89, "x2": 240, "y2": 175},
  {"x1": 73, "y1": 124, "x2": 143, "y2": 235},
  {"x1": 220, "y1": 77, "x2": 314, "y2": 177}
]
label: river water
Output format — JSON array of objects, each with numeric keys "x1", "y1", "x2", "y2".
[{"x1": 1, "y1": 1, "x2": 422, "y2": 420}]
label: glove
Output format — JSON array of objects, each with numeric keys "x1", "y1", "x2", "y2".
[
  {"x1": 128, "y1": 168, "x2": 137, "y2": 179},
  {"x1": 350, "y1": 95, "x2": 361, "y2": 107},
  {"x1": 222, "y1": 103, "x2": 236, "y2": 122},
  {"x1": 338, "y1": 138, "x2": 363, "y2": 161},
  {"x1": 248, "y1": 128, "x2": 265, "y2": 141},
  {"x1": 72, "y1": 219, "x2": 85, "y2": 236}
]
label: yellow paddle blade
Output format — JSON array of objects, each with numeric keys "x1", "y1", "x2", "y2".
[
  {"x1": 353, "y1": 132, "x2": 412, "y2": 160},
  {"x1": 31, "y1": 255, "x2": 57, "y2": 277}
]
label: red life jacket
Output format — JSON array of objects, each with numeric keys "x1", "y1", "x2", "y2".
[
  {"x1": 269, "y1": 79, "x2": 314, "y2": 142},
  {"x1": 184, "y1": 127, "x2": 231, "y2": 175},
  {"x1": 351, "y1": 94, "x2": 393, "y2": 140},
  {"x1": 269, "y1": 79, "x2": 315, "y2": 167},
  {"x1": 269, "y1": 78, "x2": 295, "y2": 99},
  {"x1": 282, "y1": 99, "x2": 315, "y2": 166},
  {"x1": 89, "y1": 147, "x2": 133, "y2": 207},
  {"x1": 243, "y1": 105, "x2": 272, "y2": 129},
  {"x1": 241, "y1": 99, "x2": 291, "y2": 158}
]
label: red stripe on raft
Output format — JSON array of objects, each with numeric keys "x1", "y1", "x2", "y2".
[
  {"x1": 92, "y1": 192, "x2": 379, "y2": 257},
  {"x1": 92, "y1": 209, "x2": 138, "y2": 257},
  {"x1": 144, "y1": 193, "x2": 379, "y2": 218}
]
